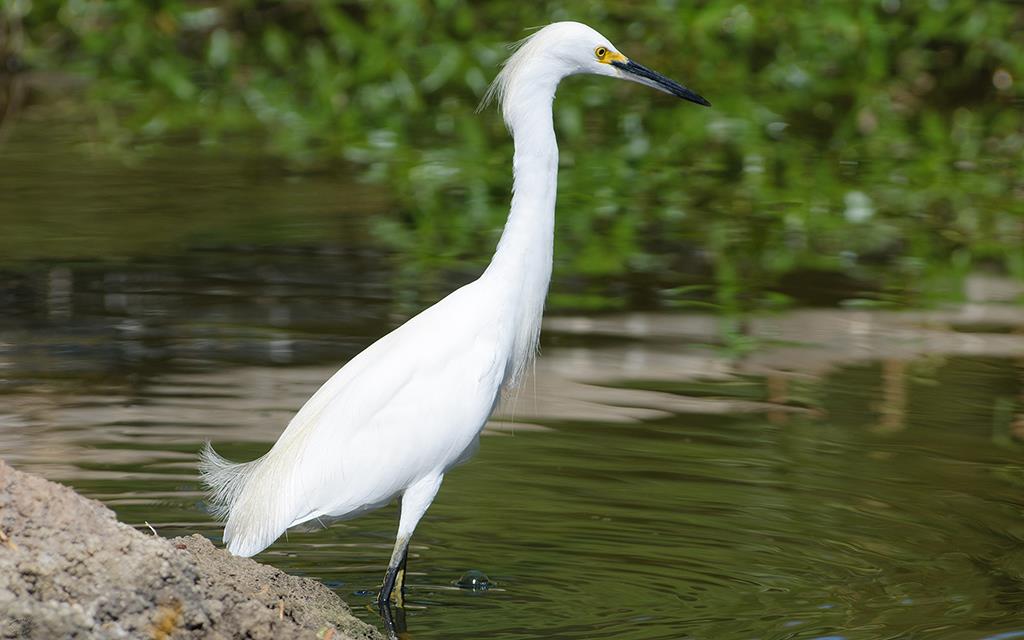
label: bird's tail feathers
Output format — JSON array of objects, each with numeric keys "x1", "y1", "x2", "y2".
[
  {"x1": 199, "y1": 441, "x2": 303, "y2": 557},
  {"x1": 199, "y1": 441, "x2": 260, "y2": 521}
]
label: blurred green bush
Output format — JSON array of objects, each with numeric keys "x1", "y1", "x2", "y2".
[{"x1": 8, "y1": 0, "x2": 1024, "y2": 310}]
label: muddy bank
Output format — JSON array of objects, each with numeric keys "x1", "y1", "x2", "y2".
[{"x1": 0, "y1": 460, "x2": 382, "y2": 639}]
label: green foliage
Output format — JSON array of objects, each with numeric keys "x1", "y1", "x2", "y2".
[{"x1": 11, "y1": 0, "x2": 1024, "y2": 310}]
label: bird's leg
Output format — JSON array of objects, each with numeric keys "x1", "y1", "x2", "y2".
[
  {"x1": 377, "y1": 533, "x2": 410, "y2": 610},
  {"x1": 378, "y1": 598, "x2": 408, "y2": 640},
  {"x1": 376, "y1": 474, "x2": 443, "y2": 610},
  {"x1": 393, "y1": 544, "x2": 409, "y2": 607}
]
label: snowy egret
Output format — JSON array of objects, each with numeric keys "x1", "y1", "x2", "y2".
[{"x1": 200, "y1": 20, "x2": 708, "y2": 613}]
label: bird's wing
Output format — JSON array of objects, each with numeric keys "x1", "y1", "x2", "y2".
[{"x1": 222, "y1": 280, "x2": 508, "y2": 555}]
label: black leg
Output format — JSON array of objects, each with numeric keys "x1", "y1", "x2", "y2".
[
  {"x1": 377, "y1": 533, "x2": 411, "y2": 609},
  {"x1": 377, "y1": 547, "x2": 409, "y2": 640},
  {"x1": 377, "y1": 564, "x2": 400, "y2": 611},
  {"x1": 377, "y1": 475, "x2": 443, "y2": 636},
  {"x1": 378, "y1": 598, "x2": 408, "y2": 640}
]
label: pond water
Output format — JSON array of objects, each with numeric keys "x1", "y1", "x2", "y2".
[{"x1": 3, "y1": 118, "x2": 1024, "y2": 639}]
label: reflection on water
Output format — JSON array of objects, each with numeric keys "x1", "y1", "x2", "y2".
[
  {"x1": 2, "y1": 296, "x2": 1024, "y2": 639},
  {"x1": 3, "y1": 120, "x2": 1024, "y2": 639}
]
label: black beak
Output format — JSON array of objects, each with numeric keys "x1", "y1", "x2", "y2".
[{"x1": 611, "y1": 59, "x2": 710, "y2": 107}]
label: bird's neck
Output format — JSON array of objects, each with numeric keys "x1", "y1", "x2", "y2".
[{"x1": 485, "y1": 80, "x2": 559, "y2": 387}]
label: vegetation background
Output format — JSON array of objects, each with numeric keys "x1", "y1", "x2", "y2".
[{"x1": 3, "y1": 0, "x2": 1023, "y2": 314}]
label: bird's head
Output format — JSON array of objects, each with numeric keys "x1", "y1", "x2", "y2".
[{"x1": 483, "y1": 21, "x2": 709, "y2": 122}]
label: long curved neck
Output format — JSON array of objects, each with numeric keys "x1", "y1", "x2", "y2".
[{"x1": 484, "y1": 77, "x2": 559, "y2": 387}]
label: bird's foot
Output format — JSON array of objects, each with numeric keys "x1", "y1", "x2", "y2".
[{"x1": 377, "y1": 595, "x2": 408, "y2": 640}]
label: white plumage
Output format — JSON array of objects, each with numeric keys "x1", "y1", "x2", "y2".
[
  {"x1": 200, "y1": 21, "x2": 708, "y2": 616},
  {"x1": 202, "y1": 282, "x2": 508, "y2": 556}
]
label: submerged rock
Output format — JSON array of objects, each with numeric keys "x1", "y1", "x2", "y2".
[{"x1": 0, "y1": 460, "x2": 381, "y2": 640}]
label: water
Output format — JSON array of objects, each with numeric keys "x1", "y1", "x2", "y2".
[{"x1": 3, "y1": 118, "x2": 1024, "y2": 639}]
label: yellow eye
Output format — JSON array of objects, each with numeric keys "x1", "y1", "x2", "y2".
[{"x1": 595, "y1": 46, "x2": 608, "y2": 60}]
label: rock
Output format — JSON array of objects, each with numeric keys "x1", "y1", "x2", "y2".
[{"x1": 0, "y1": 460, "x2": 382, "y2": 640}]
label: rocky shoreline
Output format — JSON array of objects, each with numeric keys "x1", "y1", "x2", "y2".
[{"x1": 0, "y1": 461, "x2": 382, "y2": 639}]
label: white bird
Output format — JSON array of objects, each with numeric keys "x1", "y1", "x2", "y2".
[{"x1": 200, "y1": 20, "x2": 708, "y2": 613}]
